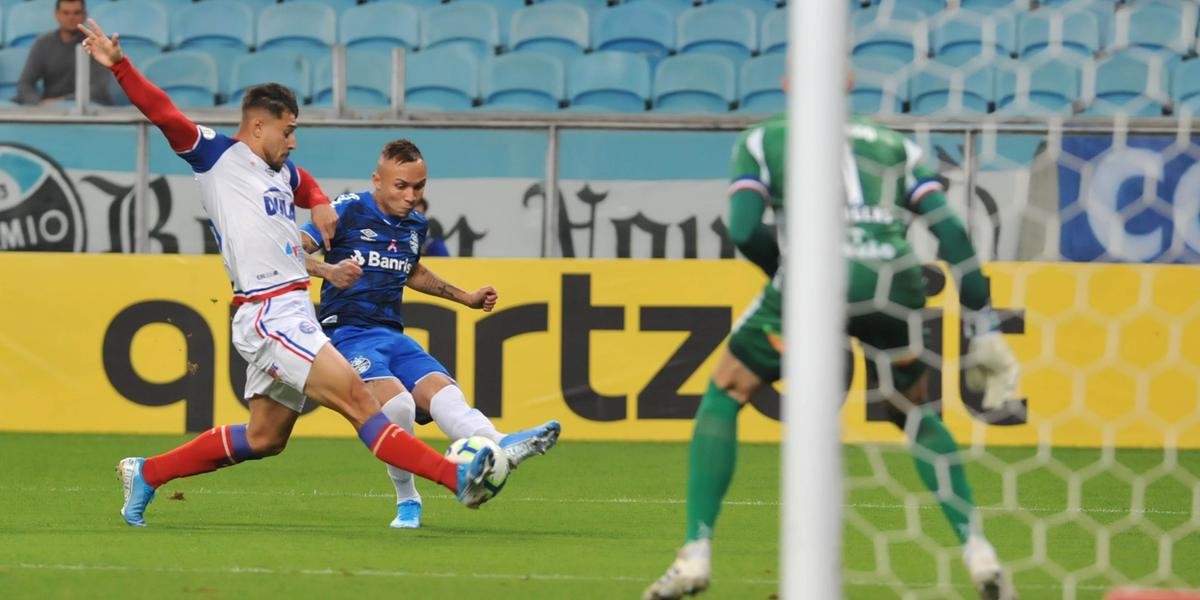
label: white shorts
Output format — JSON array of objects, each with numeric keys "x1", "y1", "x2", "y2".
[{"x1": 230, "y1": 290, "x2": 329, "y2": 413}]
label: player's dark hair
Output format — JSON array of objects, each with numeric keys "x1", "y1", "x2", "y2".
[
  {"x1": 56, "y1": 0, "x2": 84, "y2": 10},
  {"x1": 241, "y1": 83, "x2": 299, "y2": 119},
  {"x1": 381, "y1": 139, "x2": 423, "y2": 164}
]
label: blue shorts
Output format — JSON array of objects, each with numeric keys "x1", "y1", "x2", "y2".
[{"x1": 328, "y1": 325, "x2": 452, "y2": 391}]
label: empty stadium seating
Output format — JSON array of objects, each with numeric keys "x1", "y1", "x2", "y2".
[
  {"x1": 405, "y1": 46, "x2": 479, "y2": 111},
  {"x1": 566, "y1": 51, "x2": 651, "y2": 112},
  {"x1": 510, "y1": 3, "x2": 590, "y2": 63},
  {"x1": 91, "y1": 0, "x2": 170, "y2": 65},
  {"x1": 228, "y1": 50, "x2": 311, "y2": 105},
  {"x1": 0, "y1": 46, "x2": 29, "y2": 101},
  {"x1": 739, "y1": 52, "x2": 785, "y2": 114},
  {"x1": 6, "y1": 0, "x2": 55, "y2": 48},
  {"x1": 311, "y1": 50, "x2": 394, "y2": 108},
  {"x1": 479, "y1": 51, "x2": 565, "y2": 112},
  {"x1": 420, "y1": 2, "x2": 500, "y2": 59},
  {"x1": 653, "y1": 53, "x2": 735, "y2": 113},
  {"x1": 677, "y1": 4, "x2": 757, "y2": 65},
  {"x1": 593, "y1": 2, "x2": 674, "y2": 66},
  {"x1": 141, "y1": 51, "x2": 219, "y2": 107},
  {"x1": 257, "y1": 2, "x2": 337, "y2": 66},
  {"x1": 339, "y1": 2, "x2": 420, "y2": 53}
]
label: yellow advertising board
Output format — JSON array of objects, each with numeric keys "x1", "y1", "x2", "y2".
[{"x1": 0, "y1": 253, "x2": 1197, "y2": 448}]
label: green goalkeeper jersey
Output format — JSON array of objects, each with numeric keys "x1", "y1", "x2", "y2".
[{"x1": 728, "y1": 114, "x2": 988, "y2": 312}]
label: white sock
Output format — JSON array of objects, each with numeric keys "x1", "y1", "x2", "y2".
[
  {"x1": 380, "y1": 392, "x2": 421, "y2": 504},
  {"x1": 428, "y1": 384, "x2": 503, "y2": 443}
]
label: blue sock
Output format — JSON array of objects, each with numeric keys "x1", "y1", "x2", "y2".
[
  {"x1": 227, "y1": 424, "x2": 261, "y2": 462},
  {"x1": 357, "y1": 412, "x2": 390, "y2": 448}
]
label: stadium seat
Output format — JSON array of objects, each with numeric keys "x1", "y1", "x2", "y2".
[
  {"x1": 705, "y1": 0, "x2": 777, "y2": 19},
  {"x1": 652, "y1": 53, "x2": 735, "y2": 113},
  {"x1": 536, "y1": 0, "x2": 609, "y2": 15},
  {"x1": 852, "y1": 52, "x2": 911, "y2": 75},
  {"x1": 479, "y1": 51, "x2": 565, "y2": 112},
  {"x1": 1017, "y1": 9, "x2": 1101, "y2": 58},
  {"x1": 1082, "y1": 50, "x2": 1167, "y2": 117},
  {"x1": 1112, "y1": 0, "x2": 1196, "y2": 56},
  {"x1": 851, "y1": 4, "x2": 926, "y2": 64},
  {"x1": 282, "y1": 0, "x2": 358, "y2": 12},
  {"x1": 908, "y1": 62, "x2": 994, "y2": 115},
  {"x1": 228, "y1": 50, "x2": 311, "y2": 105},
  {"x1": 364, "y1": 0, "x2": 440, "y2": 7},
  {"x1": 593, "y1": 2, "x2": 675, "y2": 66},
  {"x1": 621, "y1": 0, "x2": 695, "y2": 20},
  {"x1": 893, "y1": 0, "x2": 944, "y2": 17},
  {"x1": 677, "y1": 4, "x2": 757, "y2": 66},
  {"x1": 258, "y1": 2, "x2": 337, "y2": 66},
  {"x1": 5, "y1": 0, "x2": 54, "y2": 48},
  {"x1": 405, "y1": 46, "x2": 478, "y2": 111},
  {"x1": 0, "y1": 47, "x2": 30, "y2": 102},
  {"x1": 566, "y1": 51, "x2": 651, "y2": 113},
  {"x1": 311, "y1": 50, "x2": 393, "y2": 108},
  {"x1": 339, "y1": 2, "x2": 420, "y2": 53},
  {"x1": 220, "y1": 0, "x2": 281, "y2": 15},
  {"x1": 1171, "y1": 59, "x2": 1200, "y2": 115},
  {"x1": 90, "y1": 0, "x2": 169, "y2": 64},
  {"x1": 994, "y1": 56, "x2": 1081, "y2": 115},
  {"x1": 930, "y1": 10, "x2": 1015, "y2": 67},
  {"x1": 487, "y1": 0, "x2": 529, "y2": 46},
  {"x1": 510, "y1": 4, "x2": 590, "y2": 63},
  {"x1": 172, "y1": 1, "x2": 256, "y2": 94},
  {"x1": 141, "y1": 51, "x2": 219, "y2": 108},
  {"x1": 421, "y1": 2, "x2": 500, "y2": 59},
  {"x1": 959, "y1": 0, "x2": 1020, "y2": 12},
  {"x1": 738, "y1": 52, "x2": 785, "y2": 114},
  {"x1": 849, "y1": 68, "x2": 906, "y2": 115},
  {"x1": 761, "y1": 8, "x2": 786, "y2": 55}
]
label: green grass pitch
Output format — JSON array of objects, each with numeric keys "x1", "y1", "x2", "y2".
[{"x1": 1, "y1": 433, "x2": 1197, "y2": 599}]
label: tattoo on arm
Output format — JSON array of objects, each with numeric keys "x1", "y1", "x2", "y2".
[{"x1": 409, "y1": 263, "x2": 466, "y2": 303}]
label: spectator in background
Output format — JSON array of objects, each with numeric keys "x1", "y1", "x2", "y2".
[
  {"x1": 414, "y1": 197, "x2": 451, "y2": 257},
  {"x1": 17, "y1": 0, "x2": 111, "y2": 105}
]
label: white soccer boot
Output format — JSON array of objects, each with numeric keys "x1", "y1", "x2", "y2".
[
  {"x1": 643, "y1": 539, "x2": 711, "y2": 600},
  {"x1": 964, "y1": 535, "x2": 1017, "y2": 600}
]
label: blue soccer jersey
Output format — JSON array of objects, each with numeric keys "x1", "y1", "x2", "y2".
[{"x1": 300, "y1": 191, "x2": 428, "y2": 331}]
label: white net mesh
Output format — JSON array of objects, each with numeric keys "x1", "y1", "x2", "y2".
[{"x1": 843, "y1": 1, "x2": 1200, "y2": 598}]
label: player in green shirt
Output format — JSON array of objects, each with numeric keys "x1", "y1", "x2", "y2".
[{"x1": 643, "y1": 113, "x2": 1020, "y2": 600}]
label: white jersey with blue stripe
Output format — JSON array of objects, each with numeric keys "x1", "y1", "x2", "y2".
[{"x1": 180, "y1": 126, "x2": 309, "y2": 304}]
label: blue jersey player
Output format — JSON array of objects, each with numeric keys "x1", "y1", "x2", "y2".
[{"x1": 301, "y1": 139, "x2": 561, "y2": 529}]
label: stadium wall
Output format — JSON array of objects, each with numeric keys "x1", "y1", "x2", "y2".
[{"x1": 0, "y1": 253, "x2": 1196, "y2": 449}]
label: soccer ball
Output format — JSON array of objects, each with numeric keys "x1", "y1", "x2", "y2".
[{"x1": 445, "y1": 436, "x2": 510, "y2": 502}]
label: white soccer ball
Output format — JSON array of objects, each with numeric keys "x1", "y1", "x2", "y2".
[{"x1": 445, "y1": 435, "x2": 510, "y2": 503}]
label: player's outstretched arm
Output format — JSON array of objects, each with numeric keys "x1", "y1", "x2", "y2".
[
  {"x1": 78, "y1": 19, "x2": 198, "y2": 152},
  {"x1": 406, "y1": 263, "x2": 498, "y2": 312}
]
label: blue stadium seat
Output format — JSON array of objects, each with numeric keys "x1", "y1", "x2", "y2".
[
  {"x1": 172, "y1": 1, "x2": 256, "y2": 94},
  {"x1": 486, "y1": 0, "x2": 530, "y2": 46},
  {"x1": 312, "y1": 50, "x2": 393, "y2": 108},
  {"x1": 281, "y1": 0, "x2": 358, "y2": 12},
  {"x1": 1082, "y1": 50, "x2": 1166, "y2": 117},
  {"x1": 479, "y1": 51, "x2": 565, "y2": 112},
  {"x1": 677, "y1": 4, "x2": 757, "y2": 65},
  {"x1": 852, "y1": 53, "x2": 911, "y2": 75},
  {"x1": 622, "y1": 0, "x2": 695, "y2": 20},
  {"x1": 218, "y1": 0, "x2": 281, "y2": 15},
  {"x1": 908, "y1": 62, "x2": 993, "y2": 115},
  {"x1": 339, "y1": 2, "x2": 419, "y2": 52},
  {"x1": 849, "y1": 69, "x2": 906, "y2": 115},
  {"x1": 364, "y1": 0, "x2": 440, "y2": 7},
  {"x1": 141, "y1": 51, "x2": 219, "y2": 108},
  {"x1": 994, "y1": 56, "x2": 1081, "y2": 115},
  {"x1": 593, "y1": 2, "x2": 675, "y2": 66},
  {"x1": 421, "y1": 2, "x2": 500, "y2": 59},
  {"x1": 852, "y1": 4, "x2": 925, "y2": 64},
  {"x1": 0, "y1": 47, "x2": 30, "y2": 102},
  {"x1": 536, "y1": 0, "x2": 609, "y2": 15},
  {"x1": 931, "y1": 10, "x2": 1014, "y2": 67},
  {"x1": 5, "y1": 0, "x2": 54, "y2": 48},
  {"x1": 1115, "y1": 0, "x2": 1195, "y2": 56},
  {"x1": 91, "y1": 0, "x2": 169, "y2": 64},
  {"x1": 653, "y1": 53, "x2": 735, "y2": 113},
  {"x1": 228, "y1": 50, "x2": 311, "y2": 105},
  {"x1": 706, "y1": 0, "x2": 777, "y2": 19},
  {"x1": 1017, "y1": 9, "x2": 1101, "y2": 57},
  {"x1": 959, "y1": 0, "x2": 1019, "y2": 12},
  {"x1": 1171, "y1": 59, "x2": 1200, "y2": 115},
  {"x1": 738, "y1": 52, "x2": 785, "y2": 114},
  {"x1": 761, "y1": 8, "x2": 786, "y2": 55},
  {"x1": 510, "y1": 4, "x2": 590, "y2": 63},
  {"x1": 566, "y1": 51, "x2": 651, "y2": 112},
  {"x1": 893, "y1": 0, "x2": 944, "y2": 17},
  {"x1": 405, "y1": 46, "x2": 478, "y2": 111},
  {"x1": 258, "y1": 2, "x2": 336, "y2": 66}
]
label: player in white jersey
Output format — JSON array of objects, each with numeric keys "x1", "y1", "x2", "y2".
[{"x1": 78, "y1": 19, "x2": 508, "y2": 527}]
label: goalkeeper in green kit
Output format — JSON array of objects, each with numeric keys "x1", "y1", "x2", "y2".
[{"x1": 644, "y1": 110, "x2": 1020, "y2": 599}]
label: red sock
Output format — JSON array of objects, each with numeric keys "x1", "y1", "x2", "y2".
[
  {"x1": 141, "y1": 426, "x2": 242, "y2": 488},
  {"x1": 367, "y1": 423, "x2": 458, "y2": 492}
]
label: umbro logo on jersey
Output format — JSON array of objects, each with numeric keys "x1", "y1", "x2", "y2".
[{"x1": 360, "y1": 229, "x2": 378, "y2": 242}]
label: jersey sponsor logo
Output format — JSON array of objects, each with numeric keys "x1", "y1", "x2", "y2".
[
  {"x1": 262, "y1": 187, "x2": 295, "y2": 220},
  {"x1": 198, "y1": 126, "x2": 216, "y2": 140},
  {"x1": 0, "y1": 143, "x2": 85, "y2": 251},
  {"x1": 349, "y1": 356, "x2": 371, "y2": 374},
  {"x1": 350, "y1": 249, "x2": 413, "y2": 274},
  {"x1": 299, "y1": 321, "x2": 317, "y2": 334},
  {"x1": 409, "y1": 232, "x2": 419, "y2": 254},
  {"x1": 845, "y1": 205, "x2": 905, "y2": 225},
  {"x1": 360, "y1": 228, "x2": 378, "y2": 242}
]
